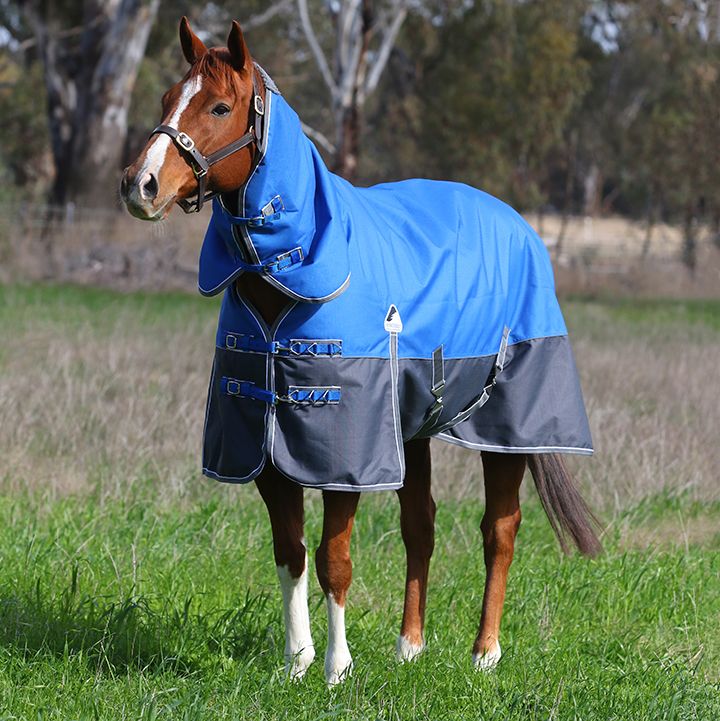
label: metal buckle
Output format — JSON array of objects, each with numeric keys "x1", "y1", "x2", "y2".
[
  {"x1": 254, "y1": 95, "x2": 264, "y2": 116},
  {"x1": 225, "y1": 334, "x2": 237, "y2": 349},
  {"x1": 177, "y1": 132, "x2": 195, "y2": 151},
  {"x1": 192, "y1": 165, "x2": 208, "y2": 179},
  {"x1": 226, "y1": 379, "x2": 241, "y2": 395}
]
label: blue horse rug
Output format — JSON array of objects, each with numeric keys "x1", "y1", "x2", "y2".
[{"x1": 199, "y1": 76, "x2": 593, "y2": 492}]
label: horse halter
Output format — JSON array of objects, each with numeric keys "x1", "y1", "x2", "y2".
[{"x1": 149, "y1": 71, "x2": 265, "y2": 213}]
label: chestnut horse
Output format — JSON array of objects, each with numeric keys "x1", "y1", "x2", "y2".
[{"x1": 121, "y1": 18, "x2": 600, "y2": 685}]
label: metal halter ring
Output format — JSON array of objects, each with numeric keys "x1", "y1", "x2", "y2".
[{"x1": 176, "y1": 132, "x2": 195, "y2": 151}]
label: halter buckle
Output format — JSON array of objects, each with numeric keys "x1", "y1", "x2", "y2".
[
  {"x1": 254, "y1": 95, "x2": 265, "y2": 116},
  {"x1": 177, "y1": 132, "x2": 195, "y2": 151}
]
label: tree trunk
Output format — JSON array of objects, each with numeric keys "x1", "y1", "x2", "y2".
[
  {"x1": 582, "y1": 163, "x2": 602, "y2": 217},
  {"x1": 682, "y1": 202, "x2": 698, "y2": 274},
  {"x1": 333, "y1": 104, "x2": 361, "y2": 180},
  {"x1": 556, "y1": 130, "x2": 578, "y2": 259},
  {"x1": 30, "y1": 0, "x2": 160, "y2": 208},
  {"x1": 330, "y1": 0, "x2": 373, "y2": 181}
]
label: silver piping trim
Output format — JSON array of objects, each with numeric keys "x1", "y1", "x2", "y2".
[
  {"x1": 261, "y1": 270, "x2": 351, "y2": 304},
  {"x1": 436, "y1": 434, "x2": 594, "y2": 455}
]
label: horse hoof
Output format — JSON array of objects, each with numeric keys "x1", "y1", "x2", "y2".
[
  {"x1": 285, "y1": 645, "x2": 316, "y2": 680},
  {"x1": 325, "y1": 656, "x2": 353, "y2": 686},
  {"x1": 396, "y1": 635, "x2": 425, "y2": 662},
  {"x1": 473, "y1": 642, "x2": 501, "y2": 671}
]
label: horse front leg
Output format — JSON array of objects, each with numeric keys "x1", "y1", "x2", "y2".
[
  {"x1": 396, "y1": 438, "x2": 435, "y2": 661},
  {"x1": 256, "y1": 467, "x2": 315, "y2": 679},
  {"x1": 315, "y1": 489, "x2": 360, "y2": 686},
  {"x1": 473, "y1": 451, "x2": 525, "y2": 670}
]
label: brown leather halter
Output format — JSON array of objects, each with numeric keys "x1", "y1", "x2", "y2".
[{"x1": 149, "y1": 71, "x2": 265, "y2": 213}]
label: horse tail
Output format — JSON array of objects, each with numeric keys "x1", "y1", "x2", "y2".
[{"x1": 527, "y1": 453, "x2": 602, "y2": 557}]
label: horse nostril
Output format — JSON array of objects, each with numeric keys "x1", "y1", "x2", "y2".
[{"x1": 140, "y1": 172, "x2": 159, "y2": 201}]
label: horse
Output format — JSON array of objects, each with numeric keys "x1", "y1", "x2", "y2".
[{"x1": 121, "y1": 17, "x2": 601, "y2": 685}]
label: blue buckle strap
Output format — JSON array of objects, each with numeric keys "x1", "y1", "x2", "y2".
[
  {"x1": 228, "y1": 194, "x2": 285, "y2": 228},
  {"x1": 222, "y1": 333, "x2": 342, "y2": 357},
  {"x1": 236, "y1": 246, "x2": 304, "y2": 275},
  {"x1": 223, "y1": 332, "x2": 276, "y2": 353},
  {"x1": 221, "y1": 377, "x2": 341, "y2": 406},
  {"x1": 221, "y1": 377, "x2": 277, "y2": 404}
]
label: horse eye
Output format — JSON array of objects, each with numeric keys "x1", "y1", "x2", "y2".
[{"x1": 212, "y1": 104, "x2": 231, "y2": 117}]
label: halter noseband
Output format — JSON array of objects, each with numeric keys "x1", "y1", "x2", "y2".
[{"x1": 149, "y1": 71, "x2": 265, "y2": 213}]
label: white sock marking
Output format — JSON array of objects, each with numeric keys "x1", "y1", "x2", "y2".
[
  {"x1": 396, "y1": 634, "x2": 425, "y2": 662},
  {"x1": 325, "y1": 595, "x2": 353, "y2": 686},
  {"x1": 140, "y1": 75, "x2": 203, "y2": 181},
  {"x1": 473, "y1": 641, "x2": 502, "y2": 671},
  {"x1": 277, "y1": 559, "x2": 315, "y2": 679}
]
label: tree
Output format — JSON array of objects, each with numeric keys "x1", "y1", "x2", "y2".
[
  {"x1": 297, "y1": 0, "x2": 409, "y2": 180},
  {"x1": 25, "y1": 0, "x2": 160, "y2": 207},
  {"x1": 407, "y1": 0, "x2": 589, "y2": 211}
]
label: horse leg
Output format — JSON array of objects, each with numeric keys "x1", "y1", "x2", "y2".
[
  {"x1": 396, "y1": 438, "x2": 436, "y2": 661},
  {"x1": 473, "y1": 451, "x2": 525, "y2": 670},
  {"x1": 255, "y1": 467, "x2": 315, "y2": 679},
  {"x1": 315, "y1": 490, "x2": 360, "y2": 685}
]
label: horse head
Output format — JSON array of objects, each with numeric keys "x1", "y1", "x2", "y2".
[{"x1": 121, "y1": 17, "x2": 260, "y2": 220}]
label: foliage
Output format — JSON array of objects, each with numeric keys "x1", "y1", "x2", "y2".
[
  {"x1": 386, "y1": 0, "x2": 589, "y2": 208},
  {"x1": 1, "y1": 0, "x2": 719, "y2": 264}
]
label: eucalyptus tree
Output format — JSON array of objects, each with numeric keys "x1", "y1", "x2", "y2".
[{"x1": 22, "y1": 0, "x2": 161, "y2": 207}]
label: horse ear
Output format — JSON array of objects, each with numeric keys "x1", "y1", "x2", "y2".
[
  {"x1": 227, "y1": 20, "x2": 249, "y2": 72},
  {"x1": 179, "y1": 16, "x2": 207, "y2": 64}
]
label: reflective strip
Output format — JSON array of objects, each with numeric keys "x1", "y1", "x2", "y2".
[
  {"x1": 497, "y1": 326, "x2": 510, "y2": 371},
  {"x1": 387, "y1": 320, "x2": 405, "y2": 480}
]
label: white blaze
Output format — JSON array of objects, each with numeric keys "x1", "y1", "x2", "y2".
[
  {"x1": 140, "y1": 75, "x2": 203, "y2": 180},
  {"x1": 325, "y1": 595, "x2": 353, "y2": 686},
  {"x1": 277, "y1": 559, "x2": 315, "y2": 679}
]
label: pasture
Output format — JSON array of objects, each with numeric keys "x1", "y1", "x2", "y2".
[{"x1": 0, "y1": 284, "x2": 719, "y2": 719}]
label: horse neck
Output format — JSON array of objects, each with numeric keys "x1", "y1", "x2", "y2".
[{"x1": 234, "y1": 273, "x2": 289, "y2": 326}]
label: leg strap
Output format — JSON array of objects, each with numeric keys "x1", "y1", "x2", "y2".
[{"x1": 414, "y1": 345, "x2": 445, "y2": 438}]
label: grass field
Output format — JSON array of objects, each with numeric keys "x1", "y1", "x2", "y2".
[{"x1": 1, "y1": 284, "x2": 719, "y2": 719}]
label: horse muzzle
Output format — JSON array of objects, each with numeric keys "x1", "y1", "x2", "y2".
[{"x1": 120, "y1": 167, "x2": 173, "y2": 221}]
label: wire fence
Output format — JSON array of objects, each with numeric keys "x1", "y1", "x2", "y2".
[{"x1": 0, "y1": 201, "x2": 718, "y2": 297}]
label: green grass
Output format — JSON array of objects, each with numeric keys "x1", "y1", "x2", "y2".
[
  {"x1": 0, "y1": 488, "x2": 718, "y2": 720},
  {"x1": 1, "y1": 283, "x2": 719, "y2": 718}
]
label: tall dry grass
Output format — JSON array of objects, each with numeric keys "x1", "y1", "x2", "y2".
[{"x1": 0, "y1": 286, "x2": 718, "y2": 513}]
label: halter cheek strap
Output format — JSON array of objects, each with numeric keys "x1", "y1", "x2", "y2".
[{"x1": 149, "y1": 71, "x2": 265, "y2": 214}]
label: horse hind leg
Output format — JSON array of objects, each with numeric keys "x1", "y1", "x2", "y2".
[
  {"x1": 255, "y1": 467, "x2": 315, "y2": 679},
  {"x1": 396, "y1": 438, "x2": 436, "y2": 662},
  {"x1": 315, "y1": 489, "x2": 360, "y2": 685},
  {"x1": 473, "y1": 451, "x2": 524, "y2": 670}
]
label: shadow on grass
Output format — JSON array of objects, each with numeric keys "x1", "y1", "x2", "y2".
[{"x1": 0, "y1": 585, "x2": 276, "y2": 676}]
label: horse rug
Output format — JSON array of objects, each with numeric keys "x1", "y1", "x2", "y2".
[{"x1": 199, "y1": 79, "x2": 593, "y2": 492}]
